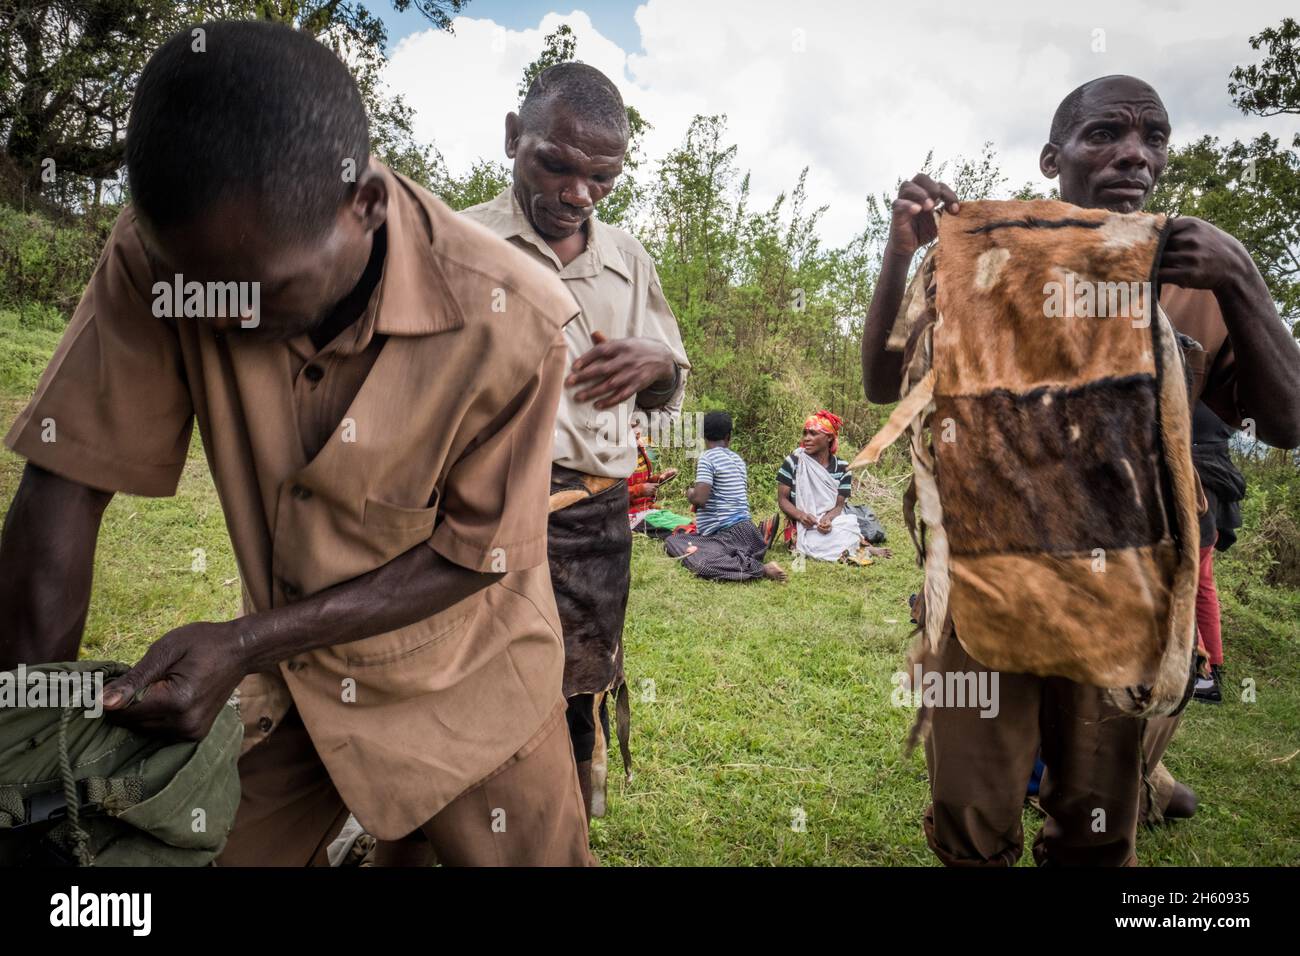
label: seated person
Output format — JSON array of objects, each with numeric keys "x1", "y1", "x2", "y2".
[
  {"x1": 664, "y1": 411, "x2": 785, "y2": 582},
  {"x1": 628, "y1": 427, "x2": 678, "y2": 525},
  {"x1": 777, "y1": 410, "x2": 888, "y2": 563}
]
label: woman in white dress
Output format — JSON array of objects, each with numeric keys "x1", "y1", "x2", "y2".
[{"x1": 776, "y1": 410, "x2": 889, "y2": 562}]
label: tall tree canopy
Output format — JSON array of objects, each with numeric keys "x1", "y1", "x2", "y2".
[{"x1": 0, "y1": 0, "x2": 469, "y2": 208}]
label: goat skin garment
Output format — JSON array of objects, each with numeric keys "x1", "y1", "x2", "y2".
[{"x1": 855, "y1": 199, "x2": 1199, "y2": 717}]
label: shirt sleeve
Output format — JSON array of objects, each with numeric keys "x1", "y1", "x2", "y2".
[
  {"x1": 3, "y1": 209, "x2": 194, "y2": 496},
  {"x1": 695, "y1": 451, "x2": 716, "y2": 487},
  {"x1": 633, "y1": 258, "x2": 691, "y2": 420},
  {"x1": 429, "y1": 333, "x2": 567, "y2": 574},
  {"x1": 886, "y1": 246, "x2": 938, "y2": 353},
  {"x1": 776, "y1": 454, "x2": 796, "y2": 488}
]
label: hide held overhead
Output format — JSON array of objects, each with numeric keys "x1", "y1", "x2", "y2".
[{"x1": 856, "y1": 199, "x2": 1199, "y2": 718}]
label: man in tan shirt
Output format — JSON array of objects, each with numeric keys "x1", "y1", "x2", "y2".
[
  {"x1": 463, "y1": 62, "x2": 690, "y2": 819},
  {"x1": 0, "y1": 21, "x2": 593, "y2": 866}
]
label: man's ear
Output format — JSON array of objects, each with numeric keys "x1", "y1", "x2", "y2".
[
  {"x1": 1039, "y1": 143, "x2": 1061, "y2": 180},
  {"x1": 351, "y1": 160, "x2": 388, "y2": 232},
  {"x1": 505, "y1": 112, "x2": 521, "y2": 159}
]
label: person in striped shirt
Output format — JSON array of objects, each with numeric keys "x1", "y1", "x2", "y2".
[{"x1": 664, "y1": 412, "x2": 785, "y2": 581}]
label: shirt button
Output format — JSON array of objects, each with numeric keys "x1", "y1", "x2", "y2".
[
  {"x1": 304, "y1": 364, "x2": 324, "y2": 383},
  {"x1": 257, "y1": 716, "x2": 273, "y2": 733},
  {"x1": 291, "y1": 484, "x2": 312, "y2": 500}
]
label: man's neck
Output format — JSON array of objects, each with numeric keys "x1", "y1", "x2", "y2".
[
  {"x1": 544, "y1": 220, "x2": 588, "y2": 268},
  {"x1": 309, "y1": 226, "x2": 386, "y2": 352}
]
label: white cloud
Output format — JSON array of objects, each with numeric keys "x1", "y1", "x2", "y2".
[{"x1": 386, "y1": 1, "x2": 1300, "y2": 245}]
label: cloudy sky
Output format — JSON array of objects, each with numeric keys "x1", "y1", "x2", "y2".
[{"x1": 380, "y1": 0, "x2": 1300, "y2": 246}]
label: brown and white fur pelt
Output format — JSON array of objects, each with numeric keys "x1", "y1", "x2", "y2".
[{"x1": 854, "y1": 199, "x2": 1200, "y2": 719}]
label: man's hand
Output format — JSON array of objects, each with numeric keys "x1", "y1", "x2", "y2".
[
  {"x1": 102, "y1": 621, "x2": 246, "y2": 740},
  {"x1": 1158, "y1": 217, "x2": 1252, "y2": 292},
  {"x1": 568, "y1": 331, "x2": 676, "y2": 410},
  {"x1": 888, "y1": 174, "x2": 961, "y2": 259}
]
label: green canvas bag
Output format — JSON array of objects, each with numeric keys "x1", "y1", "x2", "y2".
[{"x1": 0, "y1": 661, "x2": 242, "y2": 866}]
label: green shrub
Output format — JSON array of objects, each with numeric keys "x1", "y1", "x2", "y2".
[{"x1": 0, "y1": 205, "x2": 116, "y2": 317}]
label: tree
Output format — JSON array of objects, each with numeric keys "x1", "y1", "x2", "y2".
[
  {"x1": 0, "y1": 0, "x2": 200, "y2": 205},
  {"x1": 431, "y1": 154, "x2": 509, "y2": 210},
  {"x1": 1229, "y1": 16, "x2": 1299, "y2": 120},
  {"x1": 1150, "y1": 134, "x2": 1300, "y2": 330},
  {"x1": 0, "y1": 1, "x2": 469, "y2": 207},
  {"x1": 516, "y1": 22, "x2": 577, "y2": 102},
  {"x1": 1152, "y1": 17, "x2": 1300, "y2": 333}
]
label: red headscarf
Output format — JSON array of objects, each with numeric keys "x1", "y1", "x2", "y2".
[{"x1": 803, "y1": 409, "x2": 844, "y2": 454}]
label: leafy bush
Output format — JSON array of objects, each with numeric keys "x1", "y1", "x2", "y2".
[{"x1": 0, "y1": 205, "x2": 115, "y2": 318}]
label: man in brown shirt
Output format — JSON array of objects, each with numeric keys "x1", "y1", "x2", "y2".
[
  {"x1": 463, "y1": 63, "x2": 689, "y2": 820},
  {"x1": 0, "y1": 21, "x2": 593, "y2": 866},
  {"x1": 861, "y1": 75, "x2": 1300, "y2": 865}
]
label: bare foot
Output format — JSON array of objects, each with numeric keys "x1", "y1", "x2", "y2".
[{"x1": 763, "y1": 561, "x2": 788, "y2": 582}]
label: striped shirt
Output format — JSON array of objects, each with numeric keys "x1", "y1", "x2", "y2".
[
  {"x1": 694, "y1": 446, "x2": 751, "y2": 535},
  {"x1": 776, "y1": 451, "x2": 853, "y2": 507}
]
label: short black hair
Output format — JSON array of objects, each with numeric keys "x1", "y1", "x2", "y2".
[
  {"x1": 1048, "y1": 75, "x2": 1160, "y2": 145},
  {"x1": 703, "y1": 411, "x2": 733, "y2": 442},
  {"x1": 126, "y1": 20, "x2": 369, "y2": 243},
  {"x1": 519, "y1": 62, "x2": 630, "y2": 139}
]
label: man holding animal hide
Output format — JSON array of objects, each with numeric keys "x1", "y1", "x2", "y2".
[{"x1": 860, "y1": 74, "x2": 1300, "y2": 866}]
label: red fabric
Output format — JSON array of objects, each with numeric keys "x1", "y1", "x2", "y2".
[
  {"x1": 1195, "y1": 537, "x2": 1223, "y2": 666},
  {"x1": 804, "y1": 409, "x2": 844, "y2": 454},
  {"x1": 628, "y1": 440, "x2": 655, "y2": 516}
]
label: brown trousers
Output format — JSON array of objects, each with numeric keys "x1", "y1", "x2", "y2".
[
  {"x1": 923, "y1": 636, "x2": 1183, "y2": 866},
  {"x1": 1140, "y1": 716, "x2": 1182, "y2": 825},
  {"x1": 217, "y1": 699, "x2": 595, "y2": 866}
]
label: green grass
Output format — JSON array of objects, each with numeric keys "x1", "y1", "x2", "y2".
[{"x1": 2, "y1": 306, "x2": 1298, "y2": 865}]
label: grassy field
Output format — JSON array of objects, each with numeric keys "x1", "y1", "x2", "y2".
[{"x1": 2, "y1": 307, "x2": 1298, "y2": 865}]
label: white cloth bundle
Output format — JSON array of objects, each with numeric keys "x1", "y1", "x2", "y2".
[{"x1": 792, "y1": 448, "x2": 861, "y2": 561}]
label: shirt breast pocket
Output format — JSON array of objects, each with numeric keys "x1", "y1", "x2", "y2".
[{"x1": 361, "y1": 491, "x2": 440, "y2": 558}]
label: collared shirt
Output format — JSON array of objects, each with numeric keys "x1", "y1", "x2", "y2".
[
  {"x1": 887, "y1": 247, "x2": 1243, "y2": 423},
  {"x1": 462, "y1": 189, "x2": 690, "y2": 478},
  {"x1": 5, "y1": 164, "x2": 581, "y2": 840}
]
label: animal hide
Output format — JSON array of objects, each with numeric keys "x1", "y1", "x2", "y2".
[{"x1": 854, "y1": 199, "x2": 1199, "y2": 717}]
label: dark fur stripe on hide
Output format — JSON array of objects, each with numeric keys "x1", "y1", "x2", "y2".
[
  {"x1": 964, "y1": 217, "x2": 1106, "y2": 235},
  {"x1": 933, "y1": 374, "x2": 1167, "y2": 556}
]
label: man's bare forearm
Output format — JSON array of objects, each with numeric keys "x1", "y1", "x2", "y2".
[
  {"x1": 1214, "y1": 266, "x2": 1300, "y2": 449},
  {"x1": 0, "y1": 464, "x2": 112, "y2": 669},
  {"x1": 862, "y1": 243, "x2": 913, "y2": 404},
  {"x1": 230, "y1": 542, "x2": 501, "y2": 674}
]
